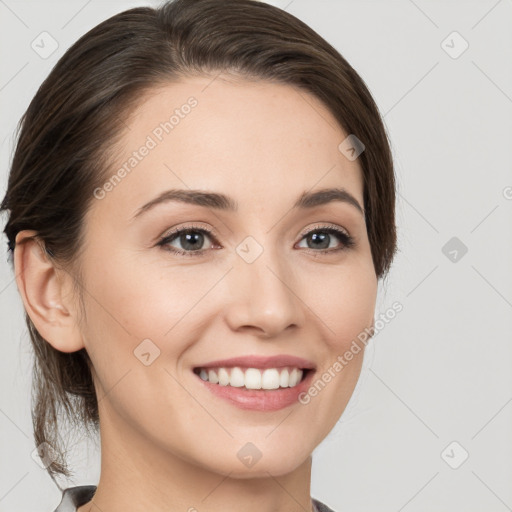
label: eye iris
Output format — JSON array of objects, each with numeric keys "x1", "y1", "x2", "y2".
[
  {"x1": 181, "y1": 231, "x2": 204, "y2": 251},
  {"x1": 308, "y1": 232, "x2": 330, "y2": 249}
]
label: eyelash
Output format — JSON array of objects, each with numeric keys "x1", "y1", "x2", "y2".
[{"x1": 156, "y1": 223, "x2": 355, "y2": 258}]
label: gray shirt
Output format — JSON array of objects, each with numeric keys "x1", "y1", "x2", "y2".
[{"x1": 53, "y1": 486, "x2": 336, "y2": 512}]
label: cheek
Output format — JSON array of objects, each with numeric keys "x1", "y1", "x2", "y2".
[
  {"x1": 310, "y1": 258, "x2": 377, "y2": 351},
  {"x1": 79, "y1": 247, "x2": 224, "y2": 392},
  {"x1": 79, "y1": 256, "x2": 201, "y2": 426},
  {"x1": 292, "y1": 263, "x2": 376, "y2": 447},
  {"x1": 83, "y1": 246, "x2": 195, "y2": 340}
]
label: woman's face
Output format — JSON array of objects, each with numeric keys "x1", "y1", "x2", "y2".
[{"x1": 76, "y1": 75, "x2": 377, "y2": 477}]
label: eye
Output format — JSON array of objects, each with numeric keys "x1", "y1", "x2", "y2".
[
  {"x1": 296, "y1": 224, "x2": 355, "y2": 254},
  {"x1": 157, "y1": 224, "x2": 218, "y2": 257},
  {"x1": 157, "y1": 223, "x2": 355, "y2": 257}
]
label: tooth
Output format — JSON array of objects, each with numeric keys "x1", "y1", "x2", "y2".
[
  {"x1": 218, "y1": 368, "x2": 230, "y2": 386},
  {"x1": 202, "y1": 366, "x2": 305, "y2": 389},
  {"x1": 229, "y1": 367, "x2": 245, "y2": 387},
  {"x1": 279, "y1": 368, "x2": 289, "y2": 388},
  {"x1": 208, "y1": 369, "x2": 219, "y2": 384},
  {"x1": 288, "y1": 368, "x2": 300, "y2": 387},
  {"x1": 261, "y1": 369, "x2": 280, "y2": 389},
  {"x1": 245, "y1": 368, "x2": 262, "y2": 389}
]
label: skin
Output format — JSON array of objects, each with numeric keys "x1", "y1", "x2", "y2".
[{"x1": 14, "y1": 75, "x2": 377, "y2": 512}]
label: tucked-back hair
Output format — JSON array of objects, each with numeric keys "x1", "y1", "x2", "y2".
[{"x1": 0, "y1": 0, "x2": 397, "y2": 483}]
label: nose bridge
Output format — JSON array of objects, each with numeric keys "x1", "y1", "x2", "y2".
[{"x1": 224, "y1": 237, "x2": 303, "y2": 336}]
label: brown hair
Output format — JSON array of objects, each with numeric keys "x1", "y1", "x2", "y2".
[{"x1": 0, "y1": 0, "x2": 397, "y2": 483}]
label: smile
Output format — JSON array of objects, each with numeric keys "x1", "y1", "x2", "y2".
[
  {"x1": 193, "y1": 366, "x2": 307, "y2": 390},
  {"x1": 192, "y1": 354, "x2": 316, "y2": 411}
]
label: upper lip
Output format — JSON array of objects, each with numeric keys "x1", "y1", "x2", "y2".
[{"x1": 194, "y1": 354, "x2": 316, "y2": 370}]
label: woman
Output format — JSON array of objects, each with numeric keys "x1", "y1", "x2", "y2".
[{"x1": 1, "y1": 0, "x2": 397, "y2": 510}]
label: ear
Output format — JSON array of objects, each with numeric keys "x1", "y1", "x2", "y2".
[{"x1": 13, "y1": 230, "x2": 85, "y2": 353}]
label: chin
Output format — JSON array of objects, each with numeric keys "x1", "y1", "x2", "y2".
[
  {"x1": 190, "y1": 438, "x2": 314, "y2": 479},
  {"x1": 213, "y1": 456, "x2": 310, "y2": 479}
]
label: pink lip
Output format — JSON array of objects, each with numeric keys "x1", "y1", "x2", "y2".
[
  {"x1": 194, "y1": 354, "x2": 316, "y2": 370},
  {"x1": 192, "y1": 354, "x2": 316, "y2": 412},
  {"x1": 195, "y1": 369, "x2": 315, "y2": 411}
]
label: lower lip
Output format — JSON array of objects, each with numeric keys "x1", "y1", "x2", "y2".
[{"x1": 194, "y1": 370, "x2": 315, "y2": 411}]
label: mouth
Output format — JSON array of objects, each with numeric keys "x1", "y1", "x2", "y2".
[
  {"x1": 191, "y1": 354, "x2": 316, "y2": 411},
  {"x1": 193, "y1": 366, "x2": 312, "y2": 390}
]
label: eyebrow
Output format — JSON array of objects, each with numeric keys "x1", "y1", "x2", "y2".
[{"x1": 131, "y1": 187, "x2": 364, "y2": 220}]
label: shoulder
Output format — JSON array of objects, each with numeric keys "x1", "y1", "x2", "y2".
[
  {"x1": 312, "y1": 497, "x2": 337, "y2": 512},
  {"x1": 53, "y1": 485, "x2": 97, "y2": 512}
]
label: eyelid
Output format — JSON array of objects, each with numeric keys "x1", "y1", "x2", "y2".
[
  {"x1": 299, "y1": 222, "x2": 351, "y2": 239},
  {"x1": 160, "y1": 221, "x2": 220, "y2": 240},
  {"x1": 160, "y1": 221, "x2": 351, "y2": 240}
]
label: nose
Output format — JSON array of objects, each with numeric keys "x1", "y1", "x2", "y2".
[{"x1": 223, "y1": 246, "x2": 305, "y2": 338}]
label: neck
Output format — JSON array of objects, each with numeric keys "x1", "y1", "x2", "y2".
[{"x1": 77, "y1": 404, "x2": 314, "y2": 512}]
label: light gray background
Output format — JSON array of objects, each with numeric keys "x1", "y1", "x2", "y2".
[{"x1": 1, "y1": 1, "x2": 511, "y2": 511}]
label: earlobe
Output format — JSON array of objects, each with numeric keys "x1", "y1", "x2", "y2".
[{"x1": 13, "y1": 230, "x2": 85, "y2": 353}]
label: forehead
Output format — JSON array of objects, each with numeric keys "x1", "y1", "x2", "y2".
[{"x1": 91, "y1": 75, "x2": 364, "y2": 222}]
